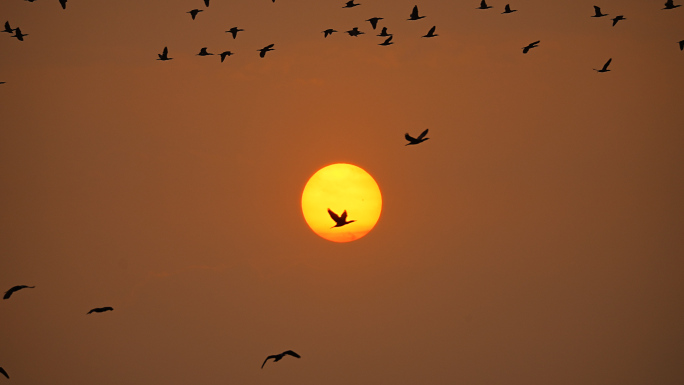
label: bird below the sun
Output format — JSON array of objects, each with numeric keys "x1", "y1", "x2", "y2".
[
  {"x1": 405, "y1": 129, "x2": 430, "y2": 145},
  {"x1": 87, "y1": 306, "x2": 114, "y2": 314},
  {"x1": 261, "y1": 350, "x2": 301, "y2": 368},
  {"x1": 328, "y1": 209, "x2": 356, "y2": 228}
]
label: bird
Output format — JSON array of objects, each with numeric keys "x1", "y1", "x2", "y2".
[
  {"x1": 157, "y1": 46, "x2": 172, "y2": 61},
  {"x1": 59, "y1": 0, "x2": 67, "y2": 9},
  {"x1": 258, "y1": 44, "x2": 275, "y2": 58},
  {"x1": 328, "y1": 209, "x2": 356, "y2": 228},
  {"x1": 611, "y1": 15, "x2": 625, "y2": 26},
  {"x1": 366, "y1": 17, "x2": 383, "y2": 29},
  {"x1": 592, "y1": 6, "x2": 608, "y2": 17},
  {"x1": 405, "y1": 129, "x2": 430, "y2": 145},
  {"x1": 261, "y1": 350, "x2": 301, "y2": 369},
  {"x1": 379, "y1": 35, "x2": 393, "y2": 46},
  {"x1": 594, "y1": 58, "x2": 612, "y2": 72},
  {"x1": 346, "y1": 27, "x2": 364, "y2": 37},
  {"x1": 204, "y1": 0, "x2": 210, "y2": 6},
  {"x1": 478, "y1": 0, "x2": 493, "y2": 10},
  {"x1": 322, "y1": 28, "x2": 337, "y2": 37},
  {"x1": 423, "y1": 26, "x2": 438, "y2": 38},
  {"x1": 226, "y1": 27, "x2": 244, "y2": 39},
  {"x1": 343, "y1": 0, "x2": 360, "y2": 8},
  {"x1": 408, "y1": 5, "x2": 425, "y2": 20},
  {"x1": 87, "y1": 307, "x2": 113, "y2": 314},
  {"x1": 197, "y1": 47, "x2": 214, "y2": 56},
  {"x1": 502, "y1": 4, "x2": 517, "y2": 13},
  {"x1": 219, "y1": 51, "x2": 234, "y2": 62},
  {"x1": 2, "y1": 21, "x2": 13, "y2": 33},
  {"x1": 3, "y1": 285, "x2": 35, "y2": 300},
  {"x1": 12, "y1": 27, "x2": 28, "y2": 41},
  {"x1": 522, "y1": 40, "x2": 540, "y2": 53},
  {"x1": 679, "y1": 40, "x2": 684, "y2": 50},
  {"x1": 377, "y1": 27, "x2": 391, "y2": 37},
  {"x1": 0, "y1": 367, "x2": 8, "y2": 379},
  {"x1": 188, "y1": 9, "x2": 203, "y2": 20},
  {"x1": 663, "y1": 0, "x2": 681, "y2": 9}
]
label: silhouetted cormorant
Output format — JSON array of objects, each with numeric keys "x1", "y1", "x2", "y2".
[
  {"x1": 2, "y1": 21, "x2": 13, "y2": 34},
  {"x1": 367, "y1": 17, "x2": 383, "y2": 29},
  {"x1": 611, "y1": 15, "x2": 625, "y2": 26},
  {"x1": 522, "y1": 40, "x2": 540, "y2": 53},
  {"x1": 220, "y1": 51, "x2": 234, "y2": 62},
  {"x1": 592, "y1": 6, "x2": 608, "y2": 17},
  {"x1": 197, "y1": 47, "x2": 214, "y2": 56},
  {"x1": 3, "y1": 285, "x2": 35, "y2": 300},
  {"x1": 408, "y1": 5, "x2": 425, "y2": 20},
  {"x1": 226, "y1": 27, "x2": 244, "y2": 39},
  {"x1": 379, "y1": 36, "x2": 393, "y2": 46},
  {"x1": 346, "y1": 27, "x2": 364, "y2": 36},
  {"x1": 343, "y1": 0, "x2": 360, "y2": 8},
  {"x1": 328, "y1": 209, "x2": 356, "y2": 228},
  {"x1": 323, "y1": 28, "x2": 337, "y2": 37},
  {"x1": 423, "y1": 26, "x2": 438, "y2": 38},
  {"x1": 12, "y1": 27, "x2": 28, "y2": 41},
  {"x1": 377, "y1": 27, "x2": 391, "y2": 37},
  {"x1": 87, "y1": 307, "x2": 114, "y2": 314},
  {"x1": 261, "y1": 350, "x2": 301, "y2": 369},
  {"x1": 502, "y1": 4, "x2": 517, "y2": 13},
  {"x1": 157, "y1": 46, "x2": 172, "y2": 61},
  {"x1": 405, "y1": 129, "x2": 430, "y2": 145},
  {"x1": 478, "y1": 0, "x2": 493, "y2": 10},
  {"x1": 188, "y1": 9, "x2": 203, "y2": 20},
  {"x1": 258, "y1": 44, "x2": 275, "y2": 58},
  {"x1": 663, "y1": 0, "x2": 681, "y2": 9},
  {"x1": 594, "y1": 58, "x2": 612, "y2": 72}
]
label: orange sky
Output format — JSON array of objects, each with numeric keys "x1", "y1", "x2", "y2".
[{"x1": 1, "y1": 1, "x2": 683, "y2": 384}]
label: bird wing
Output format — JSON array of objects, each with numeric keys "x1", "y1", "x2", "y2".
[
  {"x1": 328, "y1": 209, "x2": 341, "y2": 222},
  {"x1": 405, "y1": 133, "x2": 416, "y2": 142},
  {"x1": 665, "y1": 0, "x2": 673, "y2": 6},
  {"x1": 530, "y1": 40, "x2": 540, "y2": 46},
  {"x1": 382, "y1": 36, "x2": 393, "y2": 44},
  {"x1": 261, "y1": 355, "x2": 276, "y2": 369},
  {"x1": 59, "y1": 0, "x2": 67, "y2": 9},
  {"x1": 411, "y1": 6, "x2": 419, "y2": 17},
  {"x1": 341, "y1": 210, "x2": 348, "y2": 221},
  {"x1": 481, "y1": 0, "x2": 488, "y2": 8},
  {"x1": 104, "y1": 307, "x2": 114, "y2": 311},
  {"x1": 428, "y1": 26, "x2": 436, "y2": 35},
  {"x1": 4, "y1": 21, "x2": 10, "y2": 31},
  {"x1": 679, "y1": 40, "x2": 684, "y2": 50},
  {"x1": 204, "y1": 0, "x2": 210, "y2": 6},
  {"x1": 264, "y1": 44, "x2": 275, "y2": 50},
  {"x1": 284, "y1": 350, "x2": 301, "y2": 358},
  {"x1": 163, "y1": 47, "x2": 168, "y2": 56},
  {"x1": 603, "y1": 58, "x2": 612, "y2": 70},
  {"x1": 505, "y1": 4, "x2": 511, "y2": 12},
  {"x1": 0, "y1": 367, "x2": 9, "y2": 379},
  {"x1": 417, "y1": 129, "x2": 429, "y2": 140}
]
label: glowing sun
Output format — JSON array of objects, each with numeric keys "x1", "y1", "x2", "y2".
[{"x1": 301, "y1": 163, "x2": 382, "y2": 243}]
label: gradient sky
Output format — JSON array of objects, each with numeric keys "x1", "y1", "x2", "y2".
[{"x1": 1, "y1": 1, "x2": 683, "y2": 384}]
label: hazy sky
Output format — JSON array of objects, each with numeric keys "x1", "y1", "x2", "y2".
[{"x1": 1, "y1": 1, "x2": 683, "y2": 384}]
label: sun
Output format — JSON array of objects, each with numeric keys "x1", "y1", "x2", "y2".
[{"x1": 301, "y1": 163, "x2": 382, "y2": 243}]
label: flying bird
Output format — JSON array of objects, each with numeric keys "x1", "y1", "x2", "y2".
[
  {"x1": 258, "y1": 44, "x2": 275, "y2": 58},
  {"x1": 87, "y1": 307, "x2": 113, "y2": 314},
  {"x1": 408, "y1": 5, "x2": 425, "y2": 20},
  {"x1": 423, "y1": 26, "x2": 438, "y2": 38},
  {"x1": 328, "y1": 209, "x2": 356, "y2": 228},
  {"x1": 219, "y1": 51, "x2": 234, "y2": 62},
  {"x1": 343, "y1": 0, "x2": 360, "y2": 8},
  {"x1": 522, "y1": 40, "x2": 540, "y2": 53},
  {"x1": 679, "y1": 40, "x2": 684, "y2": 50},
  {"x1": 611, "y1": 15, "x2": 625, "y2": 26},
  {"x1": 592, "y1": 6, "x2": 608, "y2": 17},
  {"x1": 261, "y1": 350, "x2": 301, "y2": 369},
  {"x1": 59, "y1": 0, "x2": 67, "y2": 9},
  {"x1": 594, "y1": 58, "x2": 612, "y2": 72},
  {"x1": 188, "y1": 9, "x2": 203, "y2": 20},
  {"x1": 2, "y1": 21, "x2": 13, "y2": 33},
  {"x1": 377, "y1": 27, "x2": 391, "y2": 37},
  {"x1": 405, "y1": 129, "x2": 430, "y2": 145},
  {"x1": 157, "y1": 46, "x2": 172, "y2": 61},
  {"x1": 226, "y1": 27, "x2": 244, "y2": 39},
  {"x1": 366, "y1": 17, "x2": 383, "y2": 29},
  {"x1": 379, "y1": 35, "x2": 393, "y2": 46},
  {"x1": 4, "y1": 285, "x2": 35, "y2": 300},
  {"x1": 663, "y1": 0, "x2": 681, "y2": 9},
  {"x1": 322, "y1": 28, "x2": 337, "y2": 37},
  {"x1": 197, "y1": 47, "x2": 214, "y2": 56},
  {"x1": 502, "y1": 4, "x2": 517, "y2": 13},
  {"x1": 346, "y1": 27, "x2": 364, "y2": 36},
  {"x1": 12, "y1": 27, "x2": 28, "y2": 41},
  {"x1": 478, "y1": 0, "x2": 493, "y2": 10},
  {"x1": 0, "y1": 367, "x2": 8, "y2": 379}
]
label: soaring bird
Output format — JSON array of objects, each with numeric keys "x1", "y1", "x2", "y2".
[
  {"x1": 12, "y1": 27, "x2": 28, "y2": 41},
  {"x1": 366, "y1": 17, "x2": 383, "y2": 29},
  {"x1": 59, "y1": 0, "x2": 67, "y2": 9},
  {"x1": 258, "y1": 44, "x2": 275, "y2": 58},
  {"x1": 226, "y1": 27, "x2": 244, "y2": 39},
  {"x1": 343, "y1": 0, "x2": 360, "y2": 8},
  {"x1": 478, "y1": 0, "x2": 493, "y2": 10},
  {"x1": 261, "y1": 350, "x2": 301, "y2": 369},
  {"x1": 87, "y1": 307, "x2": 113, "y2": 314},
  {"x1": 204, "y1": 0, "x2": 210, "y2": 6},
  {"x1": 663, "y1": 0, "x2": 681, "y2": 9},
  {"x1": 522, "y1": 40, "x2": 540, "y2": 53},
  {"x1": 592, "y1": 6, "x2": 608, "y2": 17},
  {"x1": 594, "y1": 58, "x2": 612, "y2": 72},
  {"x1": 328, "y1": 209, "x2": 356, "y2": 228},
  {"x1": 2, "y1": 21, "x2": 13, "y2": 33},
  {"x1": 197, "y1": 47, "x2": 214, "y2": 56},
  {"x1": 0, "y1": 367, "x2": 8, "y2": 379},
  {"x1": 405, "y1": 129, "x2": 430, "y2": 145},
  {"x1": 188, "y1": 9, "x2": 203, "y2": 20},
  {"x1": 379, "y1": 35, "x2": 393, "y2": 46},
  {"x1": 423, "y1": 26, "x2": 438, "y2": 38},
  {"x1": 679, "y1": 40, "x2": 684, "y2": 50},
  {"x1": 322, "y1": 28, "x2": 337, "y2": 37},
  {"x1": 377, "y1": 27, "x2": 391, "y2": 37},
  {"x1": 408, "y1": 5, "x2": 425, "y2": 20},
  {"x1": 502, "y1": 4, "x2": 517, "y2": 13},
  {"x1": 346, "y1": 27, "x2": 364, "y2": 36},
  {"x1": 157, "y1": 46, "x2": 172, "y2": 61},
  {"x1": 611, "y1": 15, "x2": 625, "y2": 26},
  {"x1": 3, "y1": 285, "x2": 35, "y2": 300},
  {"x1": 219, "y1": 51, "x2": 234, "y2": 62}
]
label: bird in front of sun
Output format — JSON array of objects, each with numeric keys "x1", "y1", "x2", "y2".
[
  {"x1": 262, "y1": 350, "x2": 301, "y2": 368},
  {"x1": 87, "y1": 306, "x2": 114, "y2": 314},
  {"x1": 405, "y1": 129, "x2": 430, "y2": 146},
  {"x1": 328, "y1": 209, "x2": 356, "y2": 228}
]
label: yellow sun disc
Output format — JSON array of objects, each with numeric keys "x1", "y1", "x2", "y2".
[{"x1": 301, "y1": 163, "x2": 382, "y2": 243}]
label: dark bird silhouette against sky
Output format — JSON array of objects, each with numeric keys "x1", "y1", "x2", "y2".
[
  {"x1": 423, "y1": 26, "x2": 438, "y2": 38},
  {"x1": 87, "y1": 307, "x2": 114, "y2": 314},
  {"x1": 188, "y1": 9, "x2": 203, "y2": 20},
  {"x1": 3, "y1": 285, "x2": 35, "y2": 300},
  {"x1": 663, "y1": 0, "x2": 681, "y2": 9},
  {"x1": 592, "y1": 6, "x2": 608, "y2": 17},
  {"x1": 377, "y1": 27, "x2": 391, "y2": 37},
  {"x1": 0, "y1": 367, "x2": 8, "y2": 379},
  {"x1": 328, "y1": 209, "x2": 356, "y2": 228},
  {"x1": 157, "y1": 46, "x2": 172, "y2": 61},
  {"x1": 258, "y1": 44, "x2": 275, "y2": 58},
  {"x1": 502, "y1": 4, "x2": 517, "y2": 14},
  {"x1": 261, "y1": 350, "x2": 301, "y2": 369},
  {"x1": 12, "y1": 27, "x2": 28, "y2": 41},
  {"x1": 2, "y1": 21, "x2": 13, "y2": 33},
  {"x1": 522, "y1": 40, "x2": 540, "y2": 53},
  {"x1": 408, "y1": 5, "x2": 425, "y2": 20},
  {"x1": 226, "y1": 27, "x2": 244, "y2": 39},
  {"x1": 322, "y1": 28, "x2": 337, "y2": 37},
  {"x1": 59, "y1": 0, "x2": 67, "y2": 9},
  {"x1": 594, "y1": 58, "x2": 612, "y2": 72},
  {"x1": 346, "y1": 27, "x2": 364, "y2": 37},
  {"x1": 197, "y1": 47, "x2": 214, "y2": 56},
  {"x1": 405, "y1": 129, "x2": 430, "y2": 145},
  {"x1": 219, "y1": 51, "x2": 234, "y2": 62},
  {"x1": 366, "y1": 17, "x2": 383, "y2": 29},
  {"x1": 379, "y1": 35, "x2": 393, "y2": 46},
  {"x1": 478, "y1": 0, "x2": 493, "y2": 10},
  {"x1": 679, "y1": 40, "x2": 684, "y2": 50},
  {"x1": 343, "y1": 1, "x2": 360, "y2": 9},
  {"x1": 611, "y1": 15, "x2": 625, "y2": 26}
]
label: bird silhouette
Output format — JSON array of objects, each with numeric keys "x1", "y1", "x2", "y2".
[
  {"x1": 204, "y1": 0, "x2": 210, "y2": 6},
  {"x1": 226, "y1": 27, "x2": 244, "y2": 39},
  {"x1": 261, "y1": 350, "x2": 301, "y2": 369},
  {"x1": 0, "y1": 367, "x2": 8, "y2": 379},
  {"x1": 522, "y1": 40, "x2": 540, "y2": 53},
  {"x1": 502, "y1": 4, "x2": 517, "y2": 13},
  {"x1": 343, "y1": 1, "x2": 360, "y2": 8},
  {"x1": 188, "y1": 9, "x2": 203, "y2": 20},
  {"x1": 59, "y1": 0, "x2": 67, "y2": 9},
  {"x1": 157, "y1": 46, "x2": 172, "y2": 61},
  {"x1": 219, "y1": 51, "x2": 234, "y2": 62},
  {"x1": 87, "y1": 307, "x2": 113, "y2": 314},
  {"x1": 611, "y1": 15, "x2": 625, "y2": 26},
  {"x1": 594, "y1": 58, "x2": 612, "y2": 72},
  {"x1": 3, "y1": 285, "x2": 35, "y2": 300},
  {"x1": 2, "y1": 21, "x2": 13, "y2": 33},
  {"x1": 346, "y1": 27, "x2": 364, "y2": 36},
  {"x1": 478, "y1": 0, "x2": 493, "y2": 10},
  {"x1": 12, "y1": 27, "x2": 28, "y2": 41},
  {"x1": 377, "y1": 27, "x2": 391, "y2": 37},
  {"x1": 366, "y1": 17, "x2": 383, "y2": 29},
  {"x1": 405, "y1": 129, "x2": 429, "y2": 145},
  {"x1": 663, "y1": 0, "x2": 681, "y2": 9},
  {"x1": 258, "y1": 44, "x2": 275, "y2": 58},
  {"x1": 408, "y1": 5, "x2": 425, "y2": 20},
  {"x1": 679, "y1": 40, "x2": 684, "y2": 50},
  {"x1": 328, "y1": 209, "x2": 356, "y2": 228},
  {"x1": 322, "y1": 28, "x2": 337, "y2": 37},
  {"x1": 592, "y1": 6, "x2": 608, "y2": 17},
  {"x1": 197, "y1": 47, "x2": 214, "y2": 56},
  {"x1": 379, "y1": 35, "x2": 393, "y2": 46},
  {"x1": 423, "y1": 26, "x2": 438, "y2": 38}
]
